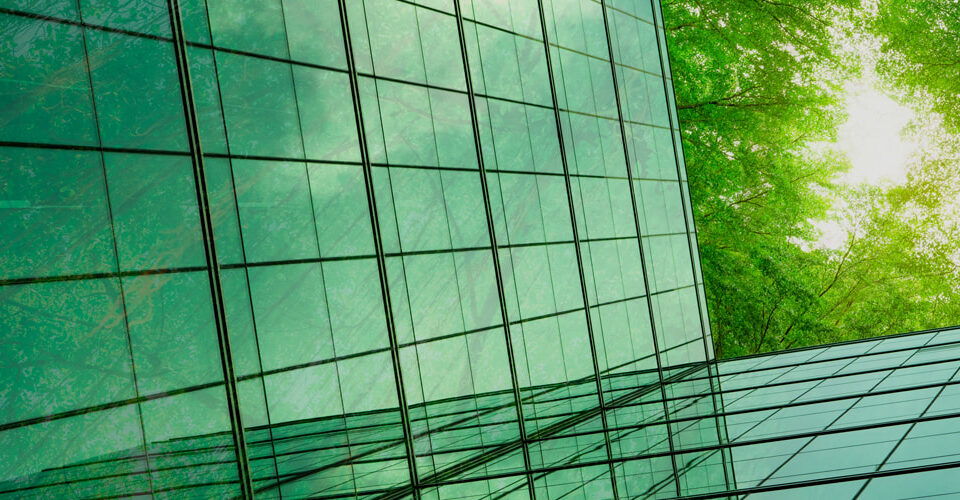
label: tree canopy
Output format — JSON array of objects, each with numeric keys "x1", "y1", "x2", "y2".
[{"x1": 663, "y1": 0, "x2": 960, "y2": 357}]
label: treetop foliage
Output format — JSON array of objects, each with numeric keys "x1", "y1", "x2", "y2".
[{"x1": 664, "y1": 0, "x2": 960, "y2": 357}]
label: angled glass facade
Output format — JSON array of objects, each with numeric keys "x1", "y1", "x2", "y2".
[
  {"x1": 708, "y1": 325, "x2": 960, "y2": 499},
  {"x1": 3, "y1": 1, "x2": 957, "y2": 499},
  {"x1": 0, "y1": 0, "x2": 721, "y2": 497}
]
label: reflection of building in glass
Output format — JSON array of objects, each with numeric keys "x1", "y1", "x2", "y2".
[{"x1": 1, "y1": 0, "x2": 957, "y2": 499}]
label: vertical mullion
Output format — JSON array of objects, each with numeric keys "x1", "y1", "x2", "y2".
[
  {"x1": 164, "y1": 0, "x2": 253, "y2": 497},
  {"x1": 647, "y1": 0, "x2": 733, "y2": 490},
  {"x1": 449, "y1": 4, "x2": 537, "y2": 498},
  {"x1": 336, "y1": 1, "x2": 421, "y2": 498},
  {"x1": 196, "y1": 0, "x2": 284, "y2": 488},
  {"x1": 597, "y1": 1, "x2": 681, "y2": 495},
  {"x1": 534, "y1": 1, "x2": 620, "y2": 496}
]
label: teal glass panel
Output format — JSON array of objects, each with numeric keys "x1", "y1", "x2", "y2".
[
  {"x1": 104, "y1": 153, "x2": 205, "y2": 271},
  {"x1": 283, "y1": 0, "x2": 346, "y2": 68},
  {"x1": 0, "y1": 148, "x2": 114, "y2": 279},
  {"x1": 85, "y1": 32, "x2": 188, "y2": 151},
  {"x1": 0, "y1": 15, "x2": 97, "y2": 146},
  {"x1": 180, "y1": 0, "x2": 212, "y2": 43},
  {"x1": 206, "y1": 0, "x2": 288, "y2": 58},
  {"x1": 293, "y1": 65, "x2": 360, "y2": 162},
  {"x1": 247, "y1": 263, "x2": 333, "y2": 370},
  {"x1": 364, "y1": 0, "x2": 426, "y2": 82},
  {"x1": 0, "y1": 0, "x2": 77, "y2": 18},
  {"x1": 123, "y1": 271, "x2": 223, "y2": 394},
  {"x1": 232, "y1": 159, "x2": 317, "y2": 262},
  {"x1": 309, "y1": 163, "x2": 374, "y2": 257},
  {"x1": 216, "y1": 51, "x2": 303, "y2": 158},
  {"x1": 324, "y1": 258, "x2": 388, "y2": 356},
  {"x1": 79, "y1": 0, "x2": 171, "y2": 36},
  {"x1": 203, "y1": 158, "x2": 244, "y2": 265},
  {"x1": 1, "y1": 278, "x2": 133, "y2": 423},
  {"x1": 187, "y1": 48, "x2": 228, "y2": 154}
]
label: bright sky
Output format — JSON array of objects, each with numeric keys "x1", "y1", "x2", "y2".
[
  {"x1": 812, "y1": 73, "x2": 921, "y2": 250},
  {"x1": 836, "y1": 77, "x2": 918, "y2": 186}
]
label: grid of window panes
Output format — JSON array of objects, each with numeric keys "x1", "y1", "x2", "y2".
[
  {"x1": 0, "y1": 0, "x2": 724, "y2": 499},
  {"x1": 702, "y1": 325, "x2": 960, "y2": 499}
]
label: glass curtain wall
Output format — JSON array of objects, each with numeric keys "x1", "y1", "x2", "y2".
[
  {"x1": 0, "y1": 0, "x2": 722, "y2": 498},
  {"x1": 703, "y1": 326, "x2": 960, "y2": 499}
]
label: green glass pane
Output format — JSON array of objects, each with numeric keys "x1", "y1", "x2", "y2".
[
  {"x1": 590, "y1": 240, "x2": 625, "y2": 303},
  {"x1": 236, "y1": 378, "x2": 269, "y2": 427},
  {"x1": 386, "y1": 256, "x2": 414, "y2": 344},
  {"x1": 488, "y1": 100, "x2": 535, "y2": 173},
  {"x1": 519, "y1": 316, "x2": 564, "y2": 385},
  {"x1": 578, "y1": 177, "x2": 615, "y2": 239},
  {"x1": 454, "y1": 250, "x2": 501, "y2": 331},
  {"x1": 216, "y1": 52, "x2": 303, "y2": 158},
  {"x1": 556, "y1": 51, "x2": 596, "y2": 114},
  {"x1": 293, "y1": 65, "x2": 360, "y2": 162},
  {"x1": 365, "y1": 0, "x2": 425, "y2": 82},
  {"x1": 372, "y1": 166, "x2": 400, "y2": 253},
  {"x1": 404, "y1": 253, "x2": 464, "y2": 340},
  {"x1": 558, "y1": 311, "x2": 595, "y2": 381},
  {"x1": 203, "y1": 158, "x2": 243, "y2": 265},
  {"x1": 0, "y1": 148, "x2": 114, "y2": 279},
  {"x1": 187, "y1": 48, "x2": 228, "y2": 154},
  {"x1": 324, "y1": 258, "x2": 388, "y2": 356},
  {"x1": 207, "y1": 0, "x2": 288, "y2": 58},
  {"x1": 0, "y1": 16, "x2": 97, "y2": 146},
  {"x1": 0, "y1": 407, "x2": 144, "y2": 493},
  {"x1": 358, "y1": 77, "x2": 386, "y2": 162},
  {"x1": 465, "y1": 329, "x2": 512, "y2": 394},
  {"x1": 80, "y1": 0, "x2": 171, "y2": 36},
  {"x1": 220, "y1": 268, "x2": 260, "y2": 376},
  {"x1": 618, "y1": 240, "x2": 645, "y2": 297},
  {"x1": 620, "y1": 66, "x2": 654, "y2": 125},
  {"x1": 440, "y1": 170, "x2": 488, "y2": 248},
  {"x1": 431, "y1": 89, "x2": 477, "y2": 168},
  {"x1": 511, "y1": 245, "x2": 555, "y2": 318},
  {"x1": 338, "y1": 352, "x2": 398, "y2": 413},
  {"x1": 376, "y1": 80, "x2": 438, "y2": 166},
  {"x1": 309, "y1": 163, "x2": 373, "y2": 257},
  {"x1": 86, "y1": 31, "x2": 187, "y2": 150},
  {"x1": 104, "y1": 153, "x2": 205, "y2": 271},
  {"x1": 180, "y1": 0, "x2": 212, "y2": 44},
  {"x1": 141, "y1": 387, "x2": 232, "y2": 443},
  {"x1": 538, "y1": 175, "x2": 574, "y2": 241},
  {"x1": 499, "y1": 173, "x2": 546, "y2": 244},
  {"x1": 233, "y1": 159, "x2": 317, "y2": 262},
  {"x1": 516, "y1": 35, "x2": 552, "y2": 106},
  {"x1": 0, "y1": 278, "x2": 133, "y2": 423},
  {"x1": 283, "y1": 0, "x2": 345, "y2": 68},
  {"x1": 414, "y1": 336, "x2": 473, "y2": 401},
  {"x1": 123, "y1": 271, "x2": 223, "y2": 394},
  {"x1": 549, "y1": 243, "x2": 584, "y2": 311},
  {"x1": 567, "y1": 114, "x2": 604, "y2": 176},
  {"x1": 417, "y1": 7, "x2": 464, "y2": 90},
  {"x1": 0, "y1": 0, "x2": 77, "y2": 18},
  {"x1": 247, "y1": 263, "x2": 333, "y2": 371},
  {"x1": 264, "y1": 363, "x2": 342, "y2": 423},
  {"x1": 476, "y1": 25, "x2": 522, "y2": 100},
  {"x1": 598, "y1": 118, "x2": 626, "y2": 176},
  {"x1": 390, "y1": 167, "x2": 450, "y2": 252}
]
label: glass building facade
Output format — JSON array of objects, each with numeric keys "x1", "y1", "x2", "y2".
[{"x1": 2, "y1": 0, "x2": 957, "y2": 499}]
